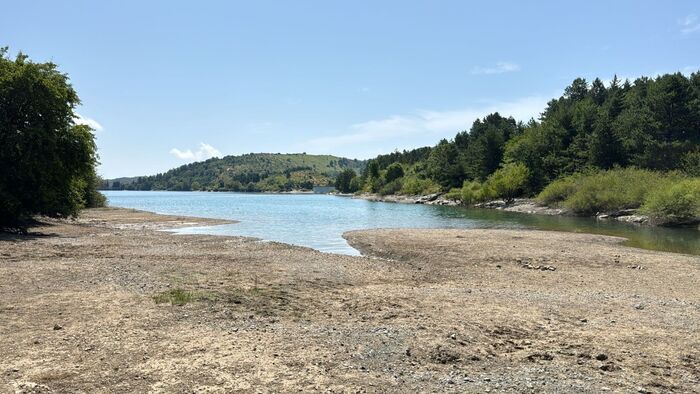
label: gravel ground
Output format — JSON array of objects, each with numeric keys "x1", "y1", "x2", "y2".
[{"x1": 0, "y1": 207, "x2": 698, "y2": 393}]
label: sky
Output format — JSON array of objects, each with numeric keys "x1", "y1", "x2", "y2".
[{"x1": 2, "y1": 0, "x2": 700, "y2": 178}]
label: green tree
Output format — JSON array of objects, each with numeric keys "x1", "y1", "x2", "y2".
[
  {"x1": 335, "y1": 169, "x2": 358, "y2": 193},
  {"x1": 0, "y1": 48, "x2": 103, "y2": 228},
  {"x1": 384, "y1": 163, "x2": 404, "y2": 182},
  {"x1": 426, "y1": 139, "x2": 462, "y2": 188}
]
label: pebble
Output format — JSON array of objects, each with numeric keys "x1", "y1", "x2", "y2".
[{"x1": 53, "y1": 324, "x2": 63, "y2": 330}]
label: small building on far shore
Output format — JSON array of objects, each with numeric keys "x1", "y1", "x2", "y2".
[{"x1": 312, "y1": 186, "x2": 336, "y2": 194}]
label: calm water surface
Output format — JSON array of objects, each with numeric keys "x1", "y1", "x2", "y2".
[{"x1": 103, "y1": 191, "x2": 700, "y2": 256}]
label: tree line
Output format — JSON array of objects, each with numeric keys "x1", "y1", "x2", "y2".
[
  {"x1": 1, "y1": 48, "x2": 104, "y2": 230},
  {"x1": 336, "y1": 72, "x2": 700, "y2": 204}
]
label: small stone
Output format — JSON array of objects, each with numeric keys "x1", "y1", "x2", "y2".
[
  {"x1": 53, "y1": 324, "x2": 63, "y2": 331},
  {"x1": 634, "y1": 304, "x2": 645, "y2": 310},
  {"x1": 596, "y1": 353, "x2": 608, "y2": 361},
  {"x1": 405, "y1": 348, "x2": 411, "y2": 356},
  {"x1": 580, "y1": 318, "x2": 588, "y2": 323}
]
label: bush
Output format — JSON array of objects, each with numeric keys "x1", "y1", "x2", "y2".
[
  {"x1": 564, "y1": 169, "x2": 676, "y2": 215},
  {"x1": 483, "y1": 162, "x2": 529, "y2": 202},
  {"x1": 384, "y1": 163, "x2": 405, "y2": 183},
  {"x1": 536, "y1": 168, "x2": 693, "y2": 217},
  {"x1": 641, "y1": 179, "x2": 700, "y2": 222},
  {"x1": 400, "y1": 176, "x2": 441, "y2": 195},
  {"x1": 379, "y1": 179, "x2": 403, "y2": 196},
  {"x1": 459, "y1": 181, "x2": 484, "y2": 205},
  {"x1": 536, "y1": 175, "x2": 580, "y2": 206},
  {"x1": 444, "y1": 188, "x2": 462, "y2": 201},
  {"x1": 681, "y1": 151, "x2": 700, "y2": 177}
]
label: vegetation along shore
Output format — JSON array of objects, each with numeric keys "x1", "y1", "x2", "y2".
[{"x1": 333, "y1": 73, "x2": 700, "y2": 227}]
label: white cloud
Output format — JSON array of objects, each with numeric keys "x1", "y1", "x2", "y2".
[
  {"x1": 471, "y1": 61, "x2": 521, "y2": 75},
  {"x1": 679, "y1": 14, "x2": 700, "y2": 34},
  {"x1": 74, "y1": 113, "x2": 103, "y2": 131},
  {"x1": 296, "y1": 95, "x2": 549, "y2": 156},
  {"x1": 169, "y1": 142, "x2": 222, "y2": 161}
]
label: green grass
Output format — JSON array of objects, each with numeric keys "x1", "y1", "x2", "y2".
[{"x1": 153, "y1": 288, "x2": 198, "y2": 306}]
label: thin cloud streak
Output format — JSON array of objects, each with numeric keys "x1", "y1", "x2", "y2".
[
  {"x1": 471, "y1": 61, "x2": 520, "y2": 75},
  {"x1": 297, "y1": 95, "x2": 549, "y2": 156},
  {"x1": 74, "y1": 113, "x2": 103, "y2": 131},
  {"x1": 679, "y1": 14, "x2": 700, "y2": 34}
]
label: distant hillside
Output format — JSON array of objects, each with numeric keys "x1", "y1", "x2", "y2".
[{"x1": 104, "y1": 153, "x2": 365, "y2": 192}]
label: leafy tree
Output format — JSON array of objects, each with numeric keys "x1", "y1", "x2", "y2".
[
  {"x1": 426, "y1": 139, "x2": 462, "y2": 188},
  {"x1": 384, "y1": 163, "x2": 404, "y2": 182},
  {"x1": 0, "y1": 48, "x2": 102, "y2": 228},
  {"x1": 335, "y1": 169, "x2": 358, "y2": 193}
]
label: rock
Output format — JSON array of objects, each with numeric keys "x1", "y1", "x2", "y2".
[
  {"x1": 595, "y1": 353, "x2": 608, "y2": 361},
  {"x1": 53, "y1": 324, "x2": 63, "y2": 331},
  {"x1": 527, "y1": 352, "x2": 554, "y2": 361},
  {"x1": 600, "y1": 362, "x2": 619, "y2": 372},
  {"x1": 616, "y1": 215, "x2": 649, "y2": 224},
  {"x1": 634, "y1": 303, "x2": 645, "y2": 310}
]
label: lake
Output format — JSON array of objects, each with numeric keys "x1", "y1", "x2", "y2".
[{"x1": 102, "y1": 191, "x2": 700, "y2": 256}]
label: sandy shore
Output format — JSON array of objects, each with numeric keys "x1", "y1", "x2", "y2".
[{"x1": 1, "y1": 208, "x2": 698, "y2": 393}]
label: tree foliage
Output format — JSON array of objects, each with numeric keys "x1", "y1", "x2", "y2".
[
  {"x1": 338, "y1": 71, "x2": 700, "y2": 208},
  {"x1": 0, "y1": 48, "x2": 103, "y2": 228}
]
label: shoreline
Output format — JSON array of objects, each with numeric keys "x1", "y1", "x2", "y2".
[
  {"x1": 350, "y1": 192, "x2": 700, "y2": 229},
  {"x1": 2, "y1": 208, "x2": 698, "y2": 392}
]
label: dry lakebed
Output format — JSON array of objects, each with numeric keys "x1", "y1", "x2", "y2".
[{"x1": 0, "y1": 207, "x2": 698, "y2": 393}]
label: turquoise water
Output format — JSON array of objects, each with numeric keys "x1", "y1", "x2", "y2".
[{"x1": 102, "y1": 191, "x2": 700, "y2": 256}]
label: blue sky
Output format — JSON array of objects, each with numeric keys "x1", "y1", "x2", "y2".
[{"x1": 3, "y1": 1, "x2": 699, "y2": 178}]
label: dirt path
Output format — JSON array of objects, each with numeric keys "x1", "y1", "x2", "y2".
[{"x1": 1, "y1": 208, "x2": 698, "y2": 393}]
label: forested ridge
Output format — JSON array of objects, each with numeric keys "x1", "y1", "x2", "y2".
[
  {"x1": 107, "y1": 153, "x2": 364, "y2": 192},
  {"x1": 336, "y1": 72, "x2": 700, "y2": 222}
]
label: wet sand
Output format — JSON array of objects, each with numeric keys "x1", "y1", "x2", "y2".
[{"x1": 1, "y1": 207, "x2": 698, "y2": 393}]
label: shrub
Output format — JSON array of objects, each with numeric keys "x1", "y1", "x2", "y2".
[
  {"x1": 400, "y1": 176, "x2": 441, "y2": 195},
  {"x1": 444, "y1": 188, "x2": 462, "y2": 201},
  {"x1": 384, "y1": 163, "x2": 405, "y2": 183},
  {"x1": 458, "y1": 181, "x2": 483, "y2": 205},
  {"x1": 561, "y1": 168, "x2": 675, "y2": 215},
  {"x1": 641, "y1": 179, "x2": 700, "y2": 222},
  {"x1": 681, "y1": 151, "x2": 700, "y2": 177},
  {"x1": 536, "y1": 175, "x2": 579, "y2": 206},
  {"x1": 536, "y1": 168, "x2": 693, "y2": 217},
  {"x1": 483, "y1": 162, "x2": 529, "y2": 202},
  {"x1": 379, "y1": 179, "x2": 403, "y2": 196}
]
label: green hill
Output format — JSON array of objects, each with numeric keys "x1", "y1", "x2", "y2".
[{"x1": 106, "y1": 153, "x2": 365, "y2": 192}]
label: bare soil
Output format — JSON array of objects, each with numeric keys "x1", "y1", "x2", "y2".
[{"x1": 1, "y1": 208, "x2": 698, "y2": 393}]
